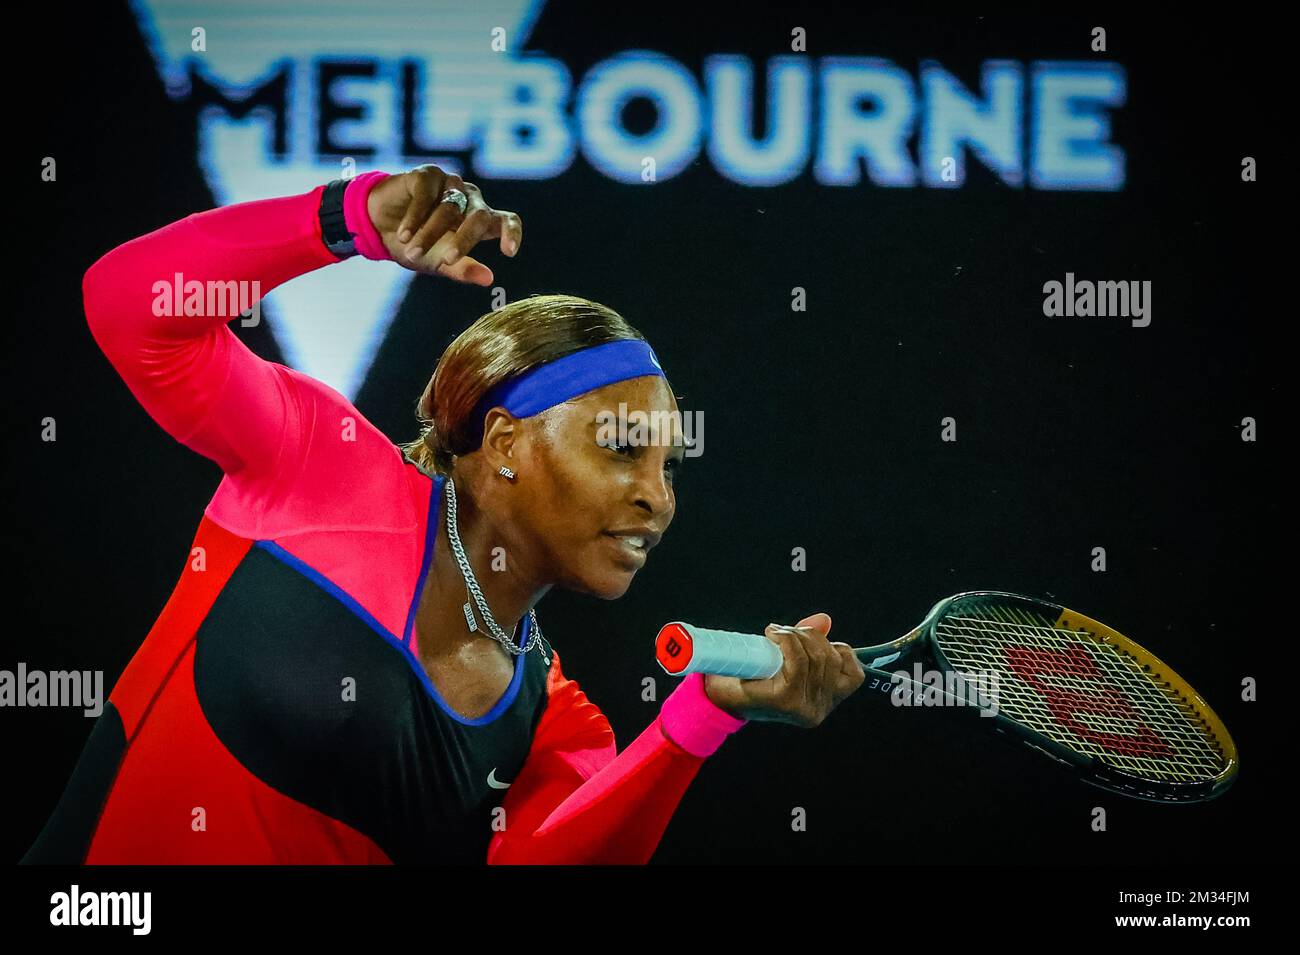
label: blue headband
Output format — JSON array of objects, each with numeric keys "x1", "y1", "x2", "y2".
[{"x1": 465, "y1": 339, "x2": 666, "y2": 448}]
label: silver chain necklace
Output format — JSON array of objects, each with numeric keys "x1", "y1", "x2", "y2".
[{"x1": 443, "y1": 475, "x2": 541, "y2": 657}]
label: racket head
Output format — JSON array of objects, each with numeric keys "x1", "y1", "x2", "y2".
[{"x1": 916, "y1": 591, "x2": 1237, "y2": 803}]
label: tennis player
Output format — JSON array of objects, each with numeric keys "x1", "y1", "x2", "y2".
[{"x1": 22, "y1": 165, "x2": 865, "y2": 864}]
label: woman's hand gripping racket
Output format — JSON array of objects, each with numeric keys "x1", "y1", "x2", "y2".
[{"x1": 655, "y1": 591, "x2": 1237, "y2": 803}]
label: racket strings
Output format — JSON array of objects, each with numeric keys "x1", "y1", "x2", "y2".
[
  {"x1": 952, "y1": 607, "x2": 1224, "y2": 771},
  {"x1": 947, "y1": 606, "x2": 1225, "y2": 776},
  {"x1": 935, "y1": 603, "x2": 1228, "y2": 785}
]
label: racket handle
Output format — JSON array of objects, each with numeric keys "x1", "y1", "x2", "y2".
[{"x1": 655, "y1": 622, "x2": 783, "y2": 679}]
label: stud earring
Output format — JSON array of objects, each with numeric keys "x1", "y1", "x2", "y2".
[{"x1": 498, "y1": 466, "x2": 516, "y2": 480}]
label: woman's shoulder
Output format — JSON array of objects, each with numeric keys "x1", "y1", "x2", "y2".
[{"x1": 206, "y1": 367, "x2": 430, "y2": 541}]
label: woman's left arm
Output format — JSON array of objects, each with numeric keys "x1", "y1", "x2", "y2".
[{"x1": 486, "y1": 649, "x2": 746, "y2": 865}]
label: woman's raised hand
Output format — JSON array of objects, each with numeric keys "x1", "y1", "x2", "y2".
[{"x1": 366, "y1": 164, "x2": 523, "y2": 285}]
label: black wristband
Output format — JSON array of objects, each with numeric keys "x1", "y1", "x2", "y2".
[{"x1": 318, "y1": 179, "x2": 357, "y2": 258}]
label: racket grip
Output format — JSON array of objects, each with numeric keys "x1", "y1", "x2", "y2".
[{"x1": 655, "y1": 622, "x2": 783, "y2": 679}]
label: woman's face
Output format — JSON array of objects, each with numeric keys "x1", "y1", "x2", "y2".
[{"x1": 514, "y1": 374, "x2": 685, "y2": 599}]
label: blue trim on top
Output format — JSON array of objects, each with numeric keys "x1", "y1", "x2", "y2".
[
  {"x1": 253, "y1": 471, "x2": 529, "y2": 726},
  {"x1": 402, "y1": 473, "x2": 443, "y2": 649},
  {"x1": 257, "y1": 539, "x2": 395, "y2": 643}
]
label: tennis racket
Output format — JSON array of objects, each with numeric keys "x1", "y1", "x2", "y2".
[{"x1": 654, "y1": 591, "x2": 1237, "y2": 803}]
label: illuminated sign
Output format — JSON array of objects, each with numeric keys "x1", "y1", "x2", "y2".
[{"x1": 130, "y1": 0, "x2": 1127, "y2": 396}]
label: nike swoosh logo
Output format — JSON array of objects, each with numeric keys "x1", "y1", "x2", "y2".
[{"x1": 487, "y1": 768, "x2": 511, "y2": 789}]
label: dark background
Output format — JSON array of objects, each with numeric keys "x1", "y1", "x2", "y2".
[{"x1": 7, "y1": 5, "x2": 1281, "y2": 865}]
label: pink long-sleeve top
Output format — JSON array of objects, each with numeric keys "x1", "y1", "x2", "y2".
[{"x1": 20, "y1": 175, "x2": 746, "y2": 865}]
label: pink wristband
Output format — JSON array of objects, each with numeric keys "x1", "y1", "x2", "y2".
[
  {"x1": 659, "y1": 672, "x2": 748, "y2": 758},
  {"x1": 342, "y1": 170, "x2": 392, "y2": 261}
]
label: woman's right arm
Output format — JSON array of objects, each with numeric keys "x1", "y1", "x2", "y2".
[
  {"x1": 82, "y1": 180, "x2": 370, "y2": 482},
  {"x1": 82, "y1": 165, "x2": 520, "y2": 488}
]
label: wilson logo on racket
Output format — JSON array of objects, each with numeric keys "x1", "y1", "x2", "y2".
[{"x1": 1003, "y1": 644, "x2": 1173, "y2": 759}]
